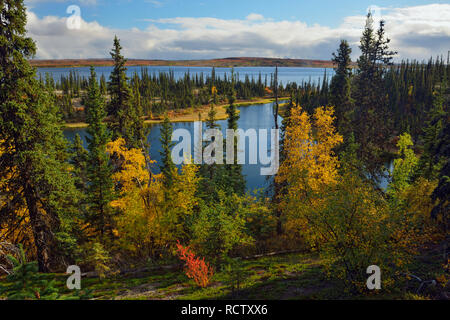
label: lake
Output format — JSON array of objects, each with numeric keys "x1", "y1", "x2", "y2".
[
  {"x1": 54, "y1": 66, "x2": 389, "y2": 192},
  {"x1": 37, "y1": 66, "x2": 334, "y2": 86},
  {"x1": 52, "y1": 66, "x2": 331, "y2": 192},
  {"x1": 64, "y1": 101, "x2": 283, "y2": 192}
]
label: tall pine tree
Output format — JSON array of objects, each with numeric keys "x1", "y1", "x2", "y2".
[
  {"x1": 330, "y1": 39, "x2": 354, "y2": 140},
  {"x1": 225, "y1": 70, "x2": 245, "y2": 195},
  {"x1": 0, "y1": 0, "x2": 77, "y2": 271},
  {"x1": 107, "y1": 36, "x2": 145, "y2": 149},
  {"x1": 352, "y1": 13, "x2": 396, "y2": 181},
  {"x1": 85, "y1": 67, "x2": 115, "y2": 239},
  {"x1": 159, "y1": 114, "x2": 176, "y2": 186}
]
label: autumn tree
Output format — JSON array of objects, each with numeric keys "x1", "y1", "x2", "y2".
[
  {"x1": 276, "y1": 105, "x2": 343, "y2": 237},
  {"x1": 387, "y1": 133, "x2": 439, "y2": 262},
  {"x1": 107, "y1": 138, "x2": 200, "y2": 259},
  {"x1": 276, "y1": 104, "x2": 415, "y2": 290}
]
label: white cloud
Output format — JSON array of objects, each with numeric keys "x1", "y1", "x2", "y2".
[
  {"x1": 25, "y1": 4, "x2": 450, "y2": 61},
  {"x1": 246, "y1": 13, "x2": 264, "y2": 21}
]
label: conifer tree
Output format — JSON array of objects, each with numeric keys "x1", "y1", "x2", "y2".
[
  {"x1": 100, "y1": 74, "x2": 107, "y2": 96},
  {"x1": 70, "y1": 134, "x2": 88, "y2": 197},
  {"x1": 417, "y1": 70, "x2": 447, "y2": 180},
  {"x1": 225, "y1": 70, "x2": 245, "y2": 195},
  {"x1": 85, "y1": 67, "x2": 115, "y2": 238},
  {"x1": 199, "y1": 103, "x2": 224, "y2": 201},
  {"x1": 0, "y1": 0, "x2": 77, "y2": 271},
  {"x1": 159, "y1": 114, "x2": 176, "y2": 186},
  {"x1": 107, "y1": 36, "x2": 145, "y2": 149},
  {"x1": 430, "y1": 118, "x2": 449, "y2": 260},
  {"x1": 352, "y1": 13, "x2": 397, "y2": 180},
  {"x1": 330, "y1": 40, "x2": 353, "y2": 140}
]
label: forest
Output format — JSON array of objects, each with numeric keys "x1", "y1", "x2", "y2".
[{"x1": 0, "y1": 1, "x2": 449, "y2": 300}]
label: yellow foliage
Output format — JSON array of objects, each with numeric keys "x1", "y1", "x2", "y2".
[
  {"x1": 106, "y1": 139, "x2": 199, "y2": 259},
  {"x1": 276, "y1": 105, "x2": 343, "y2": 235},
  {"x1": 106, "y1": 138, "x2": 151, "y2": 193}
]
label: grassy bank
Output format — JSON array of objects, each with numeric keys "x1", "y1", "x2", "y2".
[
  {"x1": 1, "y1": 245, "x2": 445, "y2": 300},
  {"x1": 64, "y1": 98, "x2": 288, "y2": 129}
]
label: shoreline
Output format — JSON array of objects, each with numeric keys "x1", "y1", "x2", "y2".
[
  {"x1": 30, "y1": 57, "x2": 336, "y2": 69},
  {"x1": 64, "y1": 98, "x2": 289, "y2": 129}
]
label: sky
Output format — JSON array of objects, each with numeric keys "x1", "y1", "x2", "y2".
[{"x1": 24, "y1": 0, "x2": 450, "y2": 61}]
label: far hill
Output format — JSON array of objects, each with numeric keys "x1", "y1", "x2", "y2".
[{"x1": 29, "y1": 57, "x2": 336, "y2": 68}]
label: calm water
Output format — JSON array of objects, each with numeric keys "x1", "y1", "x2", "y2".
[
  {"x1": 57, "y1": 66, "x2": 390, "y2": 191},
  {"x1": 64, "y1": 101, "x2": 392, "y2": 192},
  {"x1": 64, "y1": 101, "x2": 283, "y2": 192},
  {"x1": 57, "y1": 66, "x2": 332, "y2": 192},
  {"x1": 38, "y1": 66, "x2": 334, "y2": 86}
]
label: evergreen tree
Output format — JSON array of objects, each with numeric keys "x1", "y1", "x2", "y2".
[
  {"x1": 417, "y1": 70, "x2": 447, "y2": 180},
  {"x1": 330, "y1": 40, "x2": 353, "y2": 140},
  {"x1": 225, "y1": 70, "x2": 245, "y2": 195},
  {"x1": 85, "y1": 67, "x2": 115, "y2": 238},
  {"x1": 100, "y1": 74, "x2": 107, "y2": 96},
  {"x1": 0, "y1": 0, "x2": 78, "y2": 272},
  {"x1": 107, "y1": 36, "x2": 145, "y2": 149},
  {"x1": 69, "y1": 134, "x2": 88, "y2": 201},
  {"x1": 108, "y1": 36, "x2": 131, "y2": 118},
  {"x1": 431, "y1": 120, "x2": 449, "y2": 256},
  {"x1": 159, "y1": 114, "x2": 176, "y2": 186},
  {"x1": 352, "y1": 13, "x2": 397, "y2": 181},
  {"x1": 199, "y1": 103, "x2": 224, "y2": 201}
]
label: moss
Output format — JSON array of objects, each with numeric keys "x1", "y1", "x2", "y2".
[{"x1": 1, "y1": 250, "x2": 443, "y2": 300}]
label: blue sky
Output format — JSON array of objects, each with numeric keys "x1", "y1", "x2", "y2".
[
  {"x1": 28, "y1": 0, "x2": 449, "y2": 29},
  {"x1": 24, "y1": 0, "x2": 450, "y2": 60}
]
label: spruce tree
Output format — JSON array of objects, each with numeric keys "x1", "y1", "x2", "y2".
[
  {"x1": 70, "y1": 134, "x2": 88, "y2": 200},
  {"x1": 85, "y1": 67, "x2": 115, "y2": 238},
  {"x1": 159, "y1": 114, "x2": 176, "y2": 186},
  {"x1": 431, "y1": 120, "x2": 449, "y2": 257},
  {"x1": 330, "y1": 40, "x2": 353, "y2": 140},
  {"x1": 225, "y1": 70, "x2": 245, "y2": 195},
  {"x1": 199, "y1": 103, "x2": 224, "y2": 201},
  {"x1": 0, "y1": 0, "x2": 77, "y2": 272},
  {"x1": 107, "y1": 36, "x2": 145, "y2": 149},
  {"x1": 352, "y1": 13, "x2": 397, "y2": 181},
  {"x1": 417, "y1": 70, "x2": 447, "y2": 180}
]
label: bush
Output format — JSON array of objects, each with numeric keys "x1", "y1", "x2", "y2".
[
  {"x1": 77, "y1": 242, "x2": 111, "y2": 278},
  {"x1": 190, "y1": 193, "x2": 254, "y2": 266},
  {"x1": 176, "y1": 241, "x2": 214, "y2": 288},
  {"x1": 0, "y1": 244, "x2": 92, "y2": 300}
]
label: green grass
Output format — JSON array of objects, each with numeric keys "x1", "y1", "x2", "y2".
[{"x1": 1, "y1": 248, "x2": 446, "y2": 300}]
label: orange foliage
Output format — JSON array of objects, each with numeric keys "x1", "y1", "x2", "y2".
[{"x1": 176, "y1": 241, "x2": 214, "y2": 288}]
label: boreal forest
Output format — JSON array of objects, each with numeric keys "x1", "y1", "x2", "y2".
[{"x1": 0, "y1": 0, "x2": 449, "y2": 300}]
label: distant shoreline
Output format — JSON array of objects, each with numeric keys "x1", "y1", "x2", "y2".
[{"x1": 30, "y1": 57, "x2": 336, "y2": 69}]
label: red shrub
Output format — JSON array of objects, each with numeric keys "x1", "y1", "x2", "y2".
[{"x1": 176, "y1": 241, "x2": 214, "y2": 288}]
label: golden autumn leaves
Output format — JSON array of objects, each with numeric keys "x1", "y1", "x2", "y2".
[{"x1": 105, "y1": 138, "x2": 199, "y2": 257}]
